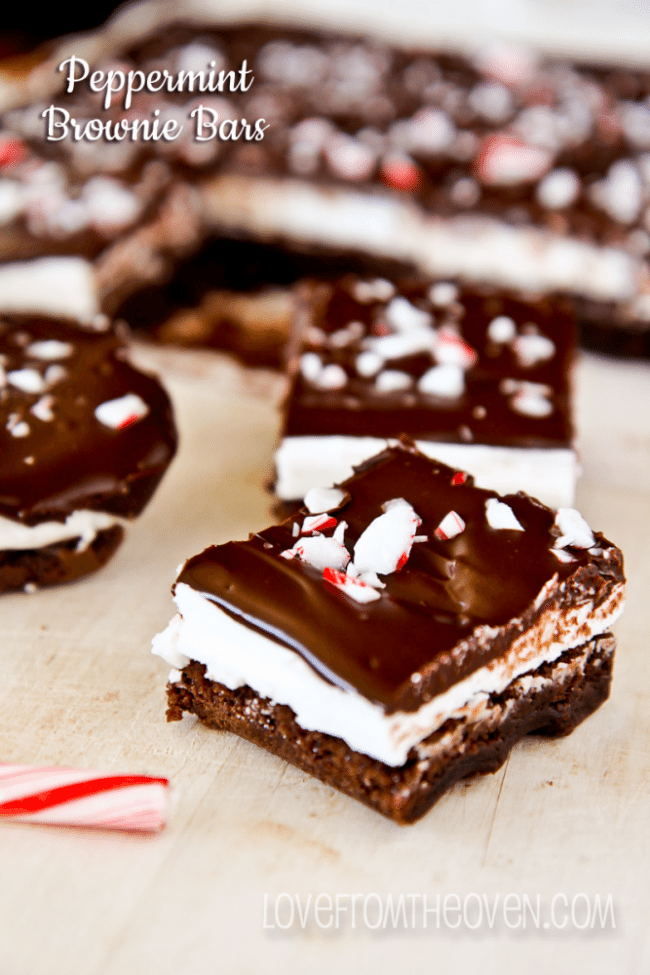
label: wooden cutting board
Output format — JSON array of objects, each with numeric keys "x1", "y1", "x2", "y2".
[{"x1": 0, "y1": 345, "x2": 647, "y2": 975}]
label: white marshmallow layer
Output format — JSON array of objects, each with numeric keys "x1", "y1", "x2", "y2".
[
  {"x1": 0, "y1": 258, "x2": 98, "y2": 321},
  {"x1": 153, "y1": 575, "x2": 624, "y2": 767},
  {"x1": 274, "y1": 435, "x2": 578, "y2": 510},
  {"x1": 0, "y1": 510, "x2": 122, "y2": 552},
  {"x1": 201, "y1": 175, "x2": 642, "y2": 302}
]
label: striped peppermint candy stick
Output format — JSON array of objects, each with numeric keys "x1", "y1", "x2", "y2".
[{"x1": 0, "y1": 764, "x2": 170, "y2": 832}]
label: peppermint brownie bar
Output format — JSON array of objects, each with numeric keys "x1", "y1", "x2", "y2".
[
  {"x1": 276, "y1": 275, "x2": 577, "y2": 508},
  {"x1": 0, "y1": 314, "x2": 177, "y2": 592},
  {"x1": 153, "y1": 442, "x2": 625, "y2": 823}
]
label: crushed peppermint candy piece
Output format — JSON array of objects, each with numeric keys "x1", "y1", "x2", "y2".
[
  {"x1": 333, "y1": 521, "x2": 347, "y2": 545},
  {"x1": 325, "y1": 133, "x2": 376, "y2": 181},
  {"x1": 300, "y1": 351, "x2": 322, "y2": 383},
  {"x1": 512, "y1": 333, "x2": 555, "y2": 368},
  {"x1": 316, "y1": 363, "x2": 347, "y2": 390},
  {"x1": 0, "y1": 136, "x2": 25, "y2": 169},
  {"x1": 487, "y1": 315, "x2": 517, "y2": 343},
  {"x1": 353, "y1": 567, "x2": 386, "y2": 589},
  {"x1": 552, "y1": 548, "x2": 577, "y2": 563},
  {"x1": 95, "y1": 393, "x2": 149, "y2": 430},
  {"x1": 282, "y1": 534, "x2": 350, "y2": 573},
  {"x1": 380, "y1": 155, "x2": 421, "y2": 191},
  {"x1": 366, "y1": 327, "x2": 436, "y2": 360},
  {"x1": 8, "y1": 418, "x2": 30, "y2": 437},
  {"x1": 536, "y1": 168, "x2": 581, "y2": 209},
  {"x1": 485, "y1": 498, "x2": 524, "y2": 531},
  {"x1": 323, "y1": 567, "x2": 381, "y2": 603},
  {"x1": 7, "y1": 368, "x2": 46, "y2": 394},
  {"x1": 511, "y1": 389, "x2": 553, "y2": 417},
  {"x1": 428, "y1": 282, "x2": 459, "y2": 307},
  {"x1": 303, "y1": 485, "x2": 349, "y2": 514},
  {"x1": 435, "y1": 326, "x2": 478, "y2": 369},
  {"x1": 43, "y1": 364, "x2": 67, "y2": 388},
  {"x1": 30, "y1": 395, "x2": 55, "y2": 422},
  {"x1": 354, "y1": 498, "x2": 422, "y2": 575},
  {"x1": 451, "y1": 471, "x2": 467, "y2": 485},
  {"x1": 350, "y1": 278, "x2": 395, "y2": 303},
  {"x1": 355, "y1": 350, "x2": 383, "y2": 377},
  {"x1": 384, "y1": 297, "x2": 433, "y2": 333},
  {"x1": 26, "y1": 340, "x2": 74, "y2": 360},
  {"x1": 553, "y1": 508, "x2": 595, "y2": 550},
  {"x1": 329, "y1": 321, "x2": 364, "y2": 348},
  {"x1": 434, "y1": 511, "x2": 466, "y2": 541},
  {"x1": 301, "y1": 513, "x2": 337, "y2": 534},
  {"x1": 418, "y1": 363, "x2": 465, "y2": 398},
  {"x1": 374, "y1": 370, "x2": 412, "y2": 393},
  {"x1": 475, "y1": 133, "x2": 552, "y2": 185},
  {"x1": 291, "y1": 521, "x2": 300, "y2": 538}
]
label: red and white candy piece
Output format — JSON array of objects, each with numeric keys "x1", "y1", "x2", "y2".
[
  {"x1": 95, "y1": 393, "x2": 149, "y2": 430},
  {"x1": 434, "y1": 510, "x2": 466, "y2": 541},
  {"x1": 367, "y1": 327, "x2": 436, "y2": 361},
  {"x1": 380, "y1": 154, "x2": 421, "y2": 191},
  {"x1": 280, "y1": 533, "x2": 350, "y2": 573},
  {"x1": 0, "y1": 763, "x2": 169, "y2": 832},
  {"x1": 485, "y1": 497, "x2": 524, "y2": 531},
  {"x1": 347, "y1": 562, "x2": 386, "y2": 589},
  {"x1": 551, "y1": 548, "x2": 576, "y2": 564},
  {"x1": 0, "y1": 136, "x2": 25, "y2": 169},
  {"x1": 511, "y1": 387, "x2": 553, "y2": 417},
  {"x1": 553, "y1": 508, "x2": 595, "y2": 550},
  {"x1": 303, "y1": 485, "x2": 349, "y2": 514},
  {"x1": 301, "y1": 513, "x2": 337, "y2": 534},
  {"x1": 451, "y1": 471, "x2": 467, "y2": 485},
  {"x1": 434, "y1": 326, "x2": 478, "y2": 370},
  {"x1": 323, "y1": 567, "x2": 381, "y2": 604},
  {"x1": 353, "y1": 498, "x2": 422, "y2": 575},
  {"x1": 30, "y1": 395, "x2": 55, "y2": 422},
  {"x1": 475, "y1": 133, "x2": 552, "y2": 185}
]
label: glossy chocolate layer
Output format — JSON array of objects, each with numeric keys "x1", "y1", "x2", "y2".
[
  {"x1": 178, "y1": 444, "x2": 623, "y2": 712},
  {"x1": 0, "y1": 316, "x2": 177, "y2": 525},
  {"x1": 283, "y1": 277, "x2": 574, "y2": 448}
]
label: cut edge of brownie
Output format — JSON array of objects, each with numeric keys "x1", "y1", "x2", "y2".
[
  {"x1": 166, "y1": 632, "x2": 615, "y2": 825},
  {"x1": 0, "y1": 524, "x2": 125, "y2": 594}
]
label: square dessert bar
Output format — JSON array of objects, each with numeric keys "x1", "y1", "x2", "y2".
[
  {"x1": 154, "y1": 442, "x2": 625, "y2": 824},
  {"x1": 276, "y1": 275, "x2": 577, "y2": 509},
  {"x1": 0, "y1": 314, "x2": 177, "y2": 592}
]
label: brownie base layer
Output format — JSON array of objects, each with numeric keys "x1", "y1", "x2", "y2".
[
  {"x1": 0, "y1": 525, "x2": 125, "y2": 594},
  {"x1": 166, "y1": 633, "x2": 615, "y2": 825}
]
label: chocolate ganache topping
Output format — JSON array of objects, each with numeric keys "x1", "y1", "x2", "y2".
[
  {"x1": 178, "y1": 444, "x2": 623, "y2": 712},
  {"x1": 0, "y1": 316, "x2": 177, "y2": 525},
  {"x1": 283, "y1": 278, "x2": 574, "y2": 448}
]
